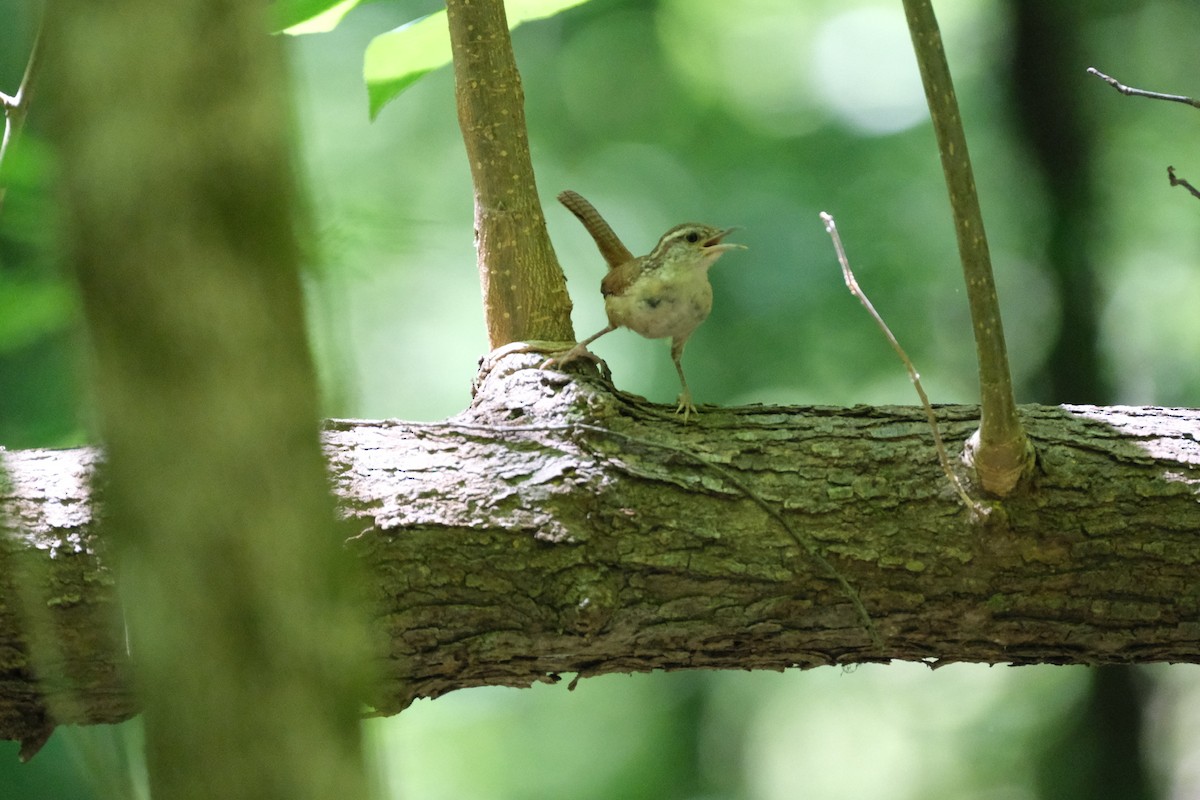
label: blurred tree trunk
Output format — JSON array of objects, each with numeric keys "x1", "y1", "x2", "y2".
[
  {"x1": 1008, "y1": 0, "x2": 1110, "y2": 404},
  {"x1": 24, "y1": 0, "x2": 374, "y2": 794},
  {"x1": 1008, "y1": 2, "x2": 1151, "y2": 798}
]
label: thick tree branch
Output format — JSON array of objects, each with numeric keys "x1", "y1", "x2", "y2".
[{"x1": 2, "y1": 352, "x2": 1199, "y2": 743}]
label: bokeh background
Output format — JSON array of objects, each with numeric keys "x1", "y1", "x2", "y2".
[{"x1": 2, "y1": 0, "x2": 1199, "y2": 797}]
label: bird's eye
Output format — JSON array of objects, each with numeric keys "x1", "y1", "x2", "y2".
[{"x1": 684, "y1": 231, "x2": 701, "y2": 243}]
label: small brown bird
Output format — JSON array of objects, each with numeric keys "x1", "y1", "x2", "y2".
[{"x1": 545, "y1": 190, "x2": 744, "y2": 420}]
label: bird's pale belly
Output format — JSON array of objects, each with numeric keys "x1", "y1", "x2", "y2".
[{"x1": 605, "y1": 270, "x2": 713, "y2": 341}]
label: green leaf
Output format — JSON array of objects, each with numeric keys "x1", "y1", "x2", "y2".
[
  {"x1": 364, "y1": 0, "x2": 591, "y2": 120},
  {"x1": 270, "y1": 0, "x2": 362, "y2": 35},
  {"x1": 365, "y1": 13, "x2": 449, "y2": 120}
]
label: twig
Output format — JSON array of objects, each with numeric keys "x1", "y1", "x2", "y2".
[
  {"x1": 1168, "y1": 166, "x2": 1200, "y2": 200},
  {"x1": 1086, "y1": 67, "x2": 1200, "y2": 109},
  {"x1": 901, "y1": 0, "x2": 1031, "y2": 496},
  {"x1": 821, "y1": 212, "x2": 984, "y2": 519},
  {"x1": 0, "y1": 17, "x2": 43, "y2": 214},
  {"x1": 1087, "y1": 69, "x2": 1200, "y2": 201}
]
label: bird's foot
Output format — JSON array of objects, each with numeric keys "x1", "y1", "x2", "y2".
[
  {"x1": 675, "y1": 390, "x2": 698, "y2": 423},
  {"x1": 539, "y1": 344, "x2": 611, "y2": 382}
]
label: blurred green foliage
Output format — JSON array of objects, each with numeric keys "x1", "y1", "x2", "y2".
[
  {"x1": 370, "y1": 663, "x2": 1095, "y2": 799},
  {"x1": 285, "y1": 0, "x2": 1200, "y2": 421},
  {"x1": 3, "y1": 0, "x2": 1200, "y2": 797},
  {"x1": 273, "y1": 0, "x2": 364, "y2": 33}
]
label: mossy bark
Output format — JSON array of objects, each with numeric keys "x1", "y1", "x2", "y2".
[{"x1": 3, "y1": 351, "x2": 1199, "y2": 743}]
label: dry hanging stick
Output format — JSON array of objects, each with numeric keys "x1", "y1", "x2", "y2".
[{"x1": 821, "y1": 212, "x2": 981, "y2": 516}]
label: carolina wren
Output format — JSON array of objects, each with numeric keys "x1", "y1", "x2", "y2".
[{"x1": 544, "y1": 190, "x2": 744, "y2": 420}]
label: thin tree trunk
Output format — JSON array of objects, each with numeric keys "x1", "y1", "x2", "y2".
[{"x1": 446, "y1": 0, "x2": 574, "y2": 345}]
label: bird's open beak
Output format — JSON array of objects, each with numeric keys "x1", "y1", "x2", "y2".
[{"x1": 703, "y1": 227, "x2": 746, "y2": 252}]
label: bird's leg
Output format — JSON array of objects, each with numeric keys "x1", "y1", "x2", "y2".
[
  {"x1": 671, "y1": 336, "x2": 696, "y2": 422},
  {"x1": 540, "y1": 324, "x2": 616, "y2": 373}
]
